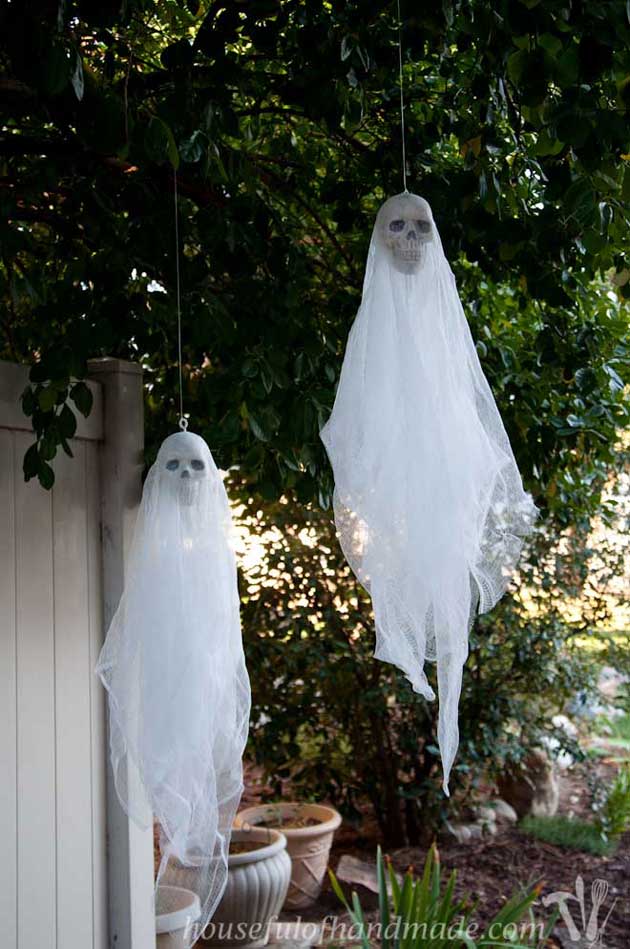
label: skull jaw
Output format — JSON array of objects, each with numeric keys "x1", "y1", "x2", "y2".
[
  {"x1": 390, "y1": 244, "x2": 425, "y2": 275},
  {"x1": 177, "y1": 478, "x2": 200, "y2": 507}
]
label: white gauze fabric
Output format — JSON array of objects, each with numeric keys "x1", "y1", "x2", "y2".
[
  {"x1": 321, "y1": 193, "x2": 536, "y2": 792},
  {"x1": 96, "y1": 431, "x2": 250, "y2": 945}
]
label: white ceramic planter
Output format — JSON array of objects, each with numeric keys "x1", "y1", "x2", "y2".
[
  {"x1": 235, "y1": 802, "x2": 341, "y2": 909},
  {"x1": 200, "y1": 827, "x2": 291, "y2": 948},
  {"x1": 155, "y1": 885, "x2": 201, "y2": 949}
]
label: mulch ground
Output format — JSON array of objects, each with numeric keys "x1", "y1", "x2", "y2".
[
  {"x1": 154, "y1": 752, "x2": 628, "y2": 945},
  {"x1": 245, "y1": 754, "x2": 630, "y2": 947}
]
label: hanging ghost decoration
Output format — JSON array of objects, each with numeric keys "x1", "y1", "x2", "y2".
[
  {"x1": 321, "y1": 193, "x2": 536, "y2": 792},
  {"x1": 96, "y1": 430, "x2": 250, "y2": 945}
]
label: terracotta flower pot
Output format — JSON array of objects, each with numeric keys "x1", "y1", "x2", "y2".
[
  {"x1": 235, "y1": 802, "x2": 341, "y2": 909},
  {"x1": 200, "y1": 827, "x2": 291, "y2": 949}
]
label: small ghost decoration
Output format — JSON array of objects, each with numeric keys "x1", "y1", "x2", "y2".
[
  {"x1": 321, "y1": 193, "x2": 536, "y2": 793},
  {"x1": 96, "y1": 431, "x2": 250, "y2": 946},
  {"x1": 380, "y1": 192, "x2": 434, "y2": 273}
]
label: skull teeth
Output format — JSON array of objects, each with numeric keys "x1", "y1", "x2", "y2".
[{"x1": 178, "y1": 480, "x2": 198, "y2": 507}]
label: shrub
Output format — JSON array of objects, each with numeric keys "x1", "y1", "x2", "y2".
[{"x1": 238, "y1": 493, "x2": 628, "y2": 845}]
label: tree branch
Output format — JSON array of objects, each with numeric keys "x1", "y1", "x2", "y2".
[
  {"x1": 0, "y1": 136, "x2": 225, "y2": 208},
  {"x1": 249, "y1": 159, "x2": 361, "y2": 282}
]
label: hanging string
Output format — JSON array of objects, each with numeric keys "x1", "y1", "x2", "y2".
[
  {"x1": 173, "y1": 168, "x2": 187, "y2": 431},
  {"x1": 396, "y1": 0, "x2": 408, "y2": 193}
]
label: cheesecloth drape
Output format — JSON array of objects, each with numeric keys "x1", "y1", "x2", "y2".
[
  {"x1": 96, "y1": 431, "x2": 250, "y2": 945},
  {"x1": 321, "y1": 194, "x2": 536, "y2": 792}
]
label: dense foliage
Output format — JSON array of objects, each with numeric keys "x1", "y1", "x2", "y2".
[
  {"x1": 0, "y1": 0, "x2": 628, "y2": 506},
  {"x1": 238, "y1": 491, "x2": 630, "y2": 844},
  {"x1": 2, "y1": 0, "x2": 629, "y2": 836}
]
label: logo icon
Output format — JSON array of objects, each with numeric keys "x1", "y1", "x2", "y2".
[{"x1": 542, "y1": 876, "x2": 617, "y2": 947}]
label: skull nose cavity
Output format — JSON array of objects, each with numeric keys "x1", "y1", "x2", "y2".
[
  {"x1": 407, "y1": 229, "x2": 417, "y2": 241},
  {"x1": 181, "y1": 470, "x2": 191, "y2": 479}
]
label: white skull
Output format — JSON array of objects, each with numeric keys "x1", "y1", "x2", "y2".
[
  {"x1": 158, "y1": 431, "x2": 209, "y2": 507},
  {"x1": 378, "y1": 193, "x2": 434, "y2": 274}
]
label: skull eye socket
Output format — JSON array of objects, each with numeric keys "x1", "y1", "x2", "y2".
[
  {"x1": 166, "y1": 459, "x2": 179, "y2": 471},
  {"x1": 417, "y1": 219, "x2": 431, "y2": 234},
  {"x1": 191, "y1": 459, "x2": 205, "y2": 471},
  {"x1": 389, "y1": 219, "x2": 405, "y2": 233}
]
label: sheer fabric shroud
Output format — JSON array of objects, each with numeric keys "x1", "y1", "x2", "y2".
[
  {"x1": 96, "y1": 431, "x2": 250, "y2": 944},
  {"x1": 321, "y1": 194, "x2": 535, "y2": 792}
]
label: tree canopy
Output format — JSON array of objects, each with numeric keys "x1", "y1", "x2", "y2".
[{"x1": 1, "y1": 0, "x2": 629, "y2": 515}]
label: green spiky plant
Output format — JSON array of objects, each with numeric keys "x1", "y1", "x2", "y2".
[
  {"x1": 329, "y1": 845, "x2": 556, "y2": 949},
  {"x1": 596, "y1": 762, "x2": 630, "y2": 842}
]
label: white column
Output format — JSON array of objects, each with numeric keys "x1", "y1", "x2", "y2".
[{"x1": 88, "y1": 358, "x2": 156, "y2": 949}]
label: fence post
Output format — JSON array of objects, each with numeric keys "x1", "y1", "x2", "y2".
[{"x1": 88, "y1": 358, "x2": 156, "y2": 949}]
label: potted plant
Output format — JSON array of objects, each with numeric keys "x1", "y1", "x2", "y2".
[
  {"x1": 200, "y1": 827, "x2": 291, "y2": 948},
  {"x1": 235, "y1": 802, "x2": 341, "y2": 909}
]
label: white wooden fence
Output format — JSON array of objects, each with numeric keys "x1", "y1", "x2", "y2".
[{"x1": 0, "y1": 358, "x2": 155, "y2": 949}]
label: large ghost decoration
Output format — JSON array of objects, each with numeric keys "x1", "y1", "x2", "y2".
[
  {"x1": 96, "y1": 431, "x2": 250, "y2": 945},
  {"x1": 320, "y1": 193, "x2": 536, "y2": 793}
]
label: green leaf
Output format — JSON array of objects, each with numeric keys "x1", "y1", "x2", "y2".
[
  {"x1": 38, "y1": 386, "x2": 57, "y2": 413},
  {"x1": 604, "y1": 364, "x2": 624, "y2": 392},
  {"x1": 575, "y1": 367, "x2": 596, "y2": 392},
  {"x1": 564, "y1": 179, "x2": 597, "y2": 222},
  {"x1": 556, "y1": 45, "x2": 579, "y2": 86},
  {"x1": 507, "y1": 50, "x2": 528, "y2": 84},
  {"x1": 39, "y1": 461, "x2": 55, "y2": 490},
  {"x1": 538, "y1": 33, "x2": 562, "y2": 57},
  {"x1": 70, "y1": 382, "x2": 93, "y2": 417},
  {"x1": 242, "y1": 358, "x2": 258, "y2": 379},
  {"x1": 479, "y1": 170, "x2": 488, "y2": 201},
  {"x1": 22, "y1": 387, "x2": 36, "y2": 417},
  {"x1": 248, "y1": 412, "x2": 270, "y2": 442},
  {"x1": 260, "y1": 364, "x2": 273, "y2": 394},
  {"x1": 58, "y1": 404, "x2": 77, "y2": 440},
  {"x1": 42, "y1": 42, "x2": 70, "y2": 95},
  {"x1": 328, "y1": 869, "x2": 350, "y2": 911},
  {"x1": 40, "y1": 430, "x2": 58, "y2": 461},
  {"x1": 23, "y1": 443, "x2": 40, "y2": 481},
  {"x1": 532, "y1": 129, "x2": 563, "y2": 157},
  {"x1": 388, "y1": 859, "x2": 401, "y2": 908},
  {"x1": 180, "y1": 130, "x2": 206, "y2": 163},
  {"x1": 350, "y1": 891, "x2": 370, "y2": 949},
  {"x1": 145, "y1": 116, "x2": 180, "y2": 169},
  {"x1": 581, "y1": 230, "x2": 605, "y2": 254}
]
